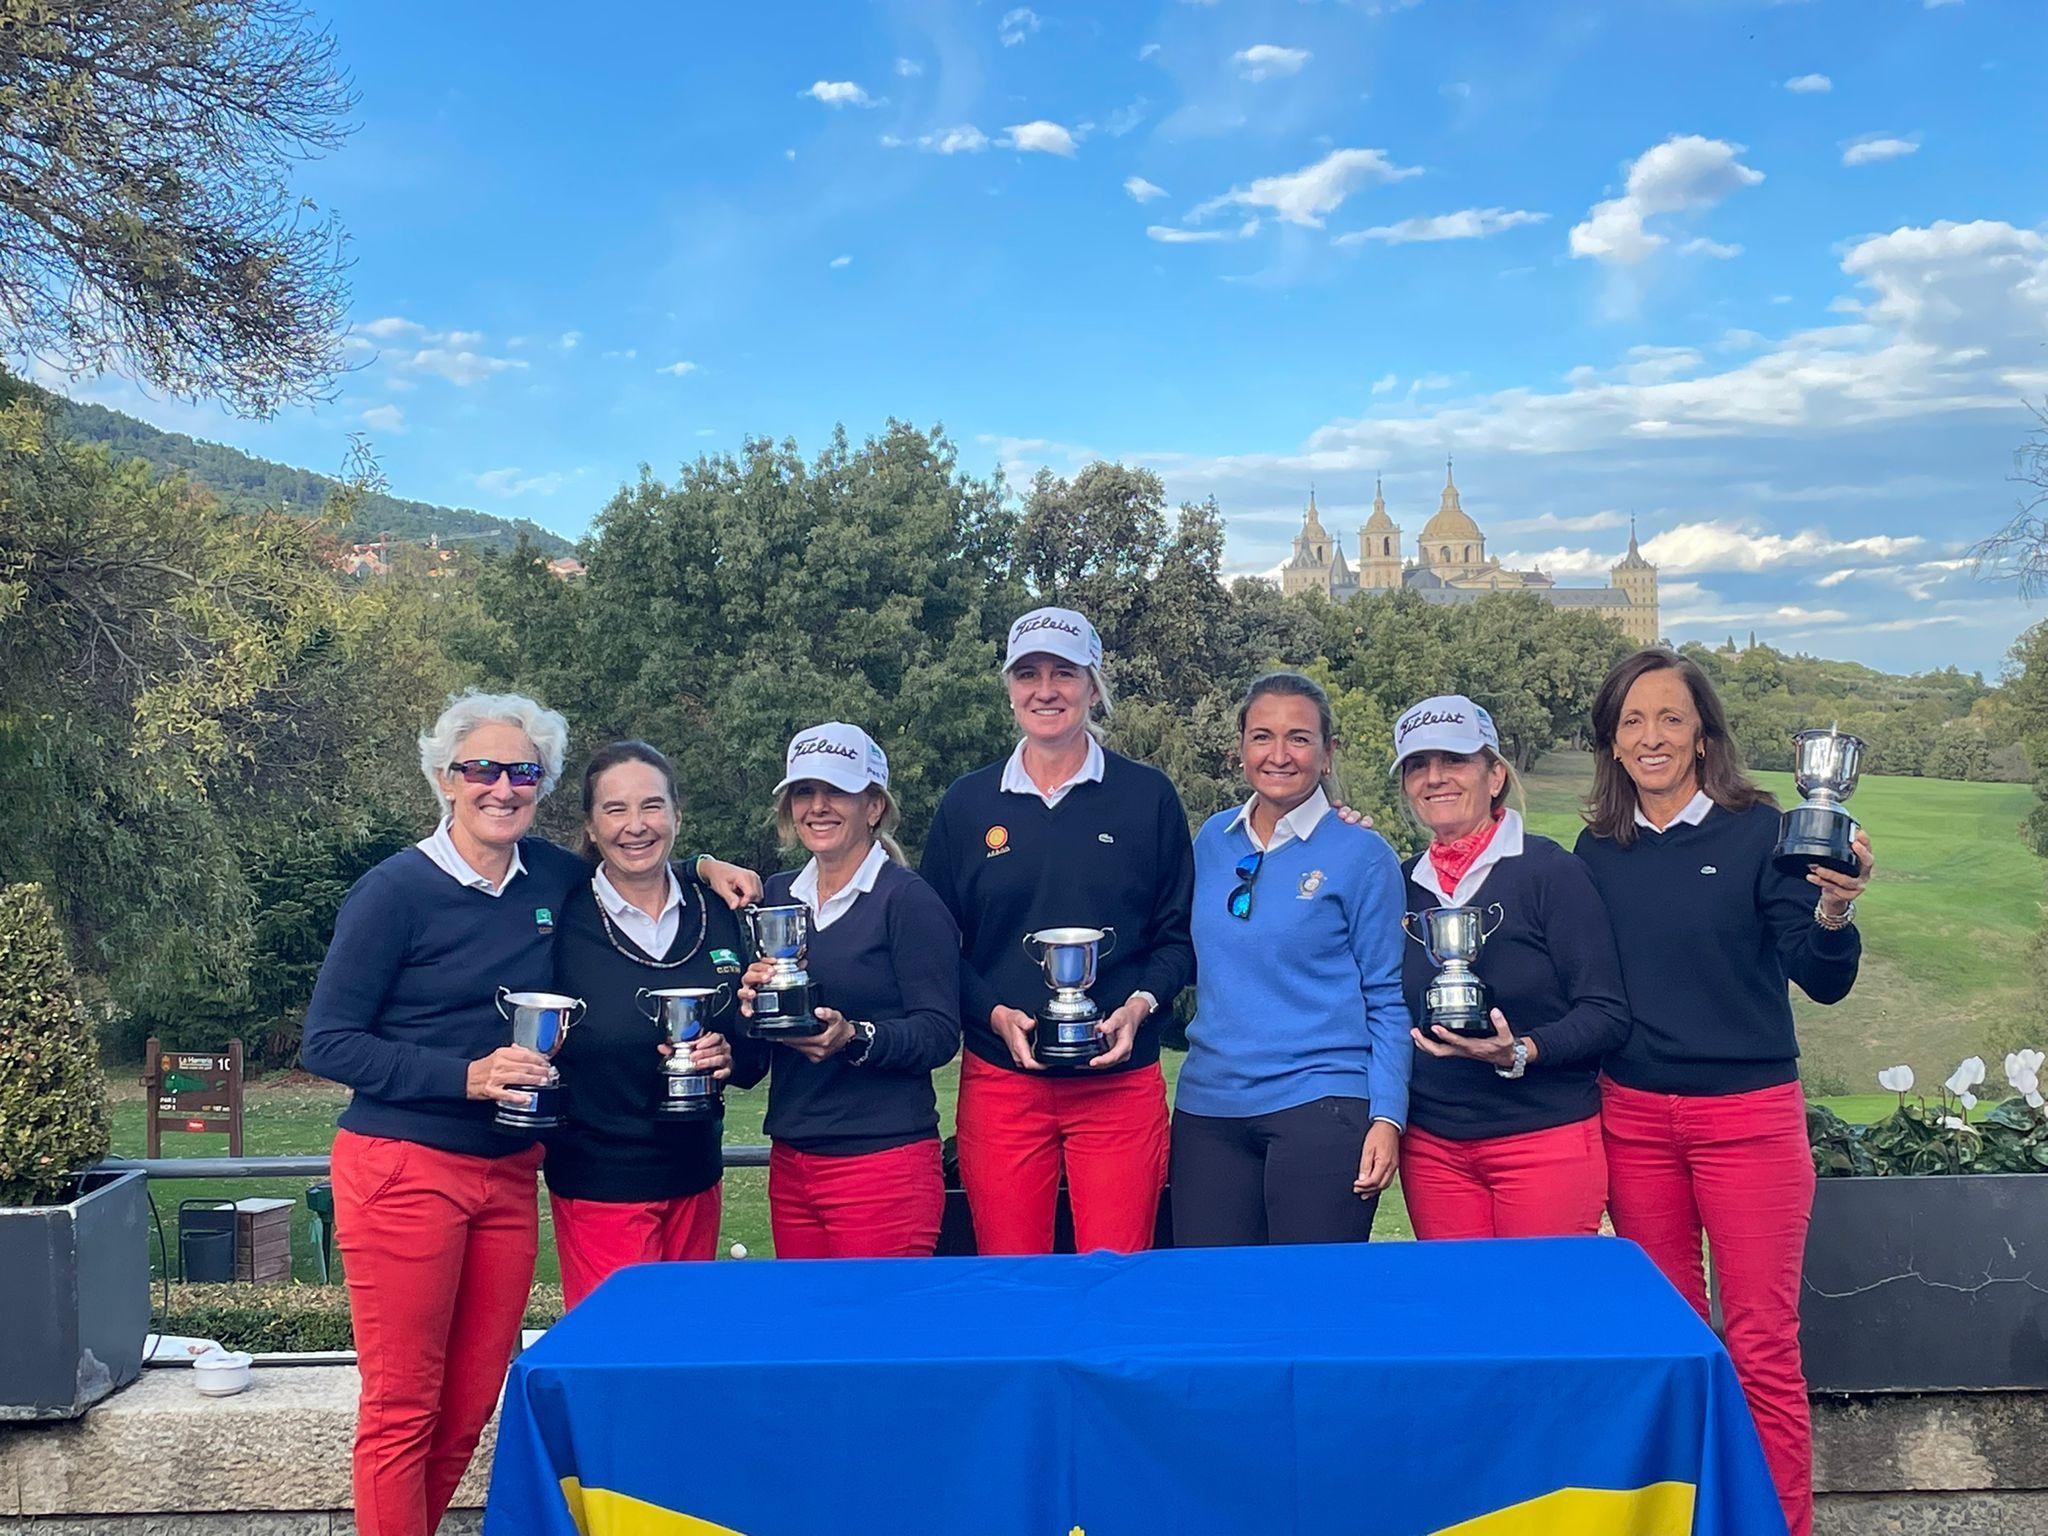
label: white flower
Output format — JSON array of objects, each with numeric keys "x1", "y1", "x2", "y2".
[
  {"x1": 2030, "y1": 1091, "x2": 2045, "y2": 1111},
  {"x1": 2018, "y1": 1048, "x2": 2047, "y2": 1079},
  {"x1": 1946, "y1": 1057, "x2": 1986, "y2": 1097},
  {"x1": 1877, "y1": 1065, "x2": 1914, "y2": 1093},
  {"x1": 1940, "y1": 1114, "x2": 1980, "y2": 1135}
]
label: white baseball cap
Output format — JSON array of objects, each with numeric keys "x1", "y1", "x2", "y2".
[
  {"x1": 774, "y1": 722, "x2": 890, "y2": 794},
  {"x1": 1003, "y1": 606, "x2": 1103, "y2": 672},
  {"x1": 1390, "y1": 694, "x2": 1500, "y2": 776}
]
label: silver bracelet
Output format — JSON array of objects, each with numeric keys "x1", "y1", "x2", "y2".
[{"x1": 1813, "y1": 898, "x2": 1854, "y2": 931}]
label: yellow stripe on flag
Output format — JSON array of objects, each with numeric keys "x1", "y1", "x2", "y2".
[
  {"x1": 559, "y1": 1478, "x2": 751, "y2": 1536},
  {"x1": 1430, "y1": 1481, "x2": 1697, "y2": 1535}
]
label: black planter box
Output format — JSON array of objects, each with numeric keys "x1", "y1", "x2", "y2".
[
  {"x1": 1800, "y1": 1173, "x2": 2048, "y2": 1392},
  {"x1": 0, "y1": 1167, "x2": 151, "y2": 1419}
]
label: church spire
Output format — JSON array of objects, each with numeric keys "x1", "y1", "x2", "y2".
[{"x1": 1373, "y1": 473, "x2": 1385, "y2": 514}]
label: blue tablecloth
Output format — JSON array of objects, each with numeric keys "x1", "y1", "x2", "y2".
[{"x1": 484, "y1": 1238, "x2": 1784, "y2": 1536}]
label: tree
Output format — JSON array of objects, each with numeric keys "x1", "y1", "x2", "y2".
[
  {"x1": 0, "y1": 0, "x2": 353, "y2": 414},
  {"x1": 0, "y1": 884, "x2": 110, "y2": 1204},
  {"x1": 1973, "y1": 402, "x2": 2048, "y2": 596}
]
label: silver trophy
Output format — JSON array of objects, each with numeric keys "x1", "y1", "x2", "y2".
[
  {"x1": 636, "y1": 985, "x2": 731, "y2": 1121},
  {"x1": 1023, "y1": 926, "x2": 1118, "y2": 1070},
  {"x1": 742, "y1": 903, "x2": 824, "y2": 1038},
  {"x1": 492, "y1": 988, "x2": 585, "y2": 1131},
  {"x1": 1401, "y1": 905, "x2": 1505, "y2": 1038},
  {"x1": 1774, "y1": 725, "x2": 1865, "y2": 877}
]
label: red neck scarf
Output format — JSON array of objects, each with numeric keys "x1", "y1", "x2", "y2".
[{"x1": 1427, "y1": 809, "x2": 1505, "y2": 896}]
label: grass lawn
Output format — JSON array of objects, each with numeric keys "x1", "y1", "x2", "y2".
[{"x1": 115, "y1": 757, "x2": 2039, "y2": 1289}]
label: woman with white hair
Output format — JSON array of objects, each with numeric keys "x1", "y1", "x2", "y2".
[
  {"x1": 301, "y1": 691, "x2": 754, "y2": 1536},
  {"x1": 919, "y1": 607, "x2": 1195, "y2": 1255}
]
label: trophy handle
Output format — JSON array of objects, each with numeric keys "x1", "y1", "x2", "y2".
[
  {"x1": 1098, "y1": 927, "x2": 1118, "y2": 962},
  {"x1": 1400, "y1": 912, "x2": 1426, "y2": 948},
  {"x1": 564, "y1": 998, "x2": 587, "y2": 1033},
  {"x1": 710, "y1": 982, "x2": 732, "y2": 1017},
  {"x1": 495, "y1": 985, "x2": 513, "y2": 1019},
  {"x1": 1022, "y1": 934, "x2": 1047, "y2": 962},
  {"x1": 635, "y1": 987, "x2": 660, "y2": 1023},
  {"x1": 740, "y1": 904, "x2": 763, "y2": 957},
  {"x1": 1481, "y1": 903, "x2": 1506, "y2": 940}
]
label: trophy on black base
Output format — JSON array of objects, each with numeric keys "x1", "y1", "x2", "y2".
[
  {"x1": 743, "y1": 903, "x2": 825, "y2": 1038},
  {"x1": 636, "y1": 985, "x2": 731, "y2": 1120},
  {"x1": 1773, "y1": 725, "x2": 1865, "y2": 877},
  {"x1": 1023, "y1": 926, "x2": 1118, "y2": 1071},
  {"x1": 492, "y1": 989, "x2": 585, "y2": 1132},
  {"x1": 1401, "y1": 905, "x2": 1505, "y2": 1038}
]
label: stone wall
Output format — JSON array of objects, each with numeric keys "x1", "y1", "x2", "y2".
[{"x1": 4, "y1": 1369, "x2": 2043, "y2": 1535}]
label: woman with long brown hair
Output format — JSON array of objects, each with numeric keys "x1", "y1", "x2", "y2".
[{"x1": 1575, "y1": 647, "x2": 1872, "y2": 1536}]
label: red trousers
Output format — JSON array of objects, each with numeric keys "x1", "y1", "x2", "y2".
[
  {"x1": 1401, "y1": 1117, "x2": 1608, "y2": 1241},
  {"x1": 955, "y1": 1052, "x2": 1169, "y2": 1255},
  {"x1": 768, "y1": 1139, "x2": 944, "y2": 1258},
  {"x1": 1602, "y1": 1077, "x2": 1815, "y2": 1536},
  {"x1": 549, "y1": 1184, "x2": 723, "y2": 1308},
  {"x1": 332, "y1": 1129, "x2": 541, "y2": 1536}
]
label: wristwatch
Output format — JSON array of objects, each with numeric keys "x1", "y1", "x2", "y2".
[
  {"x1": 844, "y1": 1019, "x2": 877, "y2": 1066},
  {"x1": 1495, "y1": 1037, "x2": 1530, "y2": 1081},
  {"x1": 1131, "y1": 990, "x2": 1160, "y2": 1017}
]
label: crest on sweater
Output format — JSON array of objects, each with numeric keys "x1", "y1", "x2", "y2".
[
  {"x1": 534, "y1": 907, "x2": 555, "y2": 935},
  {"x1": 1298, "y1": 870, "x2": 1325, "y2": 898},
  {"x1": 984, "y1": 825, "x2": 1011, "y2": 857}
]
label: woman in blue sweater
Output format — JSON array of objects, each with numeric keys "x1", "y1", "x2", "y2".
[
  {"x1": 1575, "y1": 647, "x2": 1871, "y2": 1536},
  {"x1": 1390, "y1": 694, "x2": 1631, "y2": 1240},
  {"x1": 736, "y1": 722, "x2": 963, "y2": 1258},
  {"x1": 1173, "y1": 671, "x2": 1409, "y2": 1246}
]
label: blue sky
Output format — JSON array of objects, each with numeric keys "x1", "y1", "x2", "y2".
[{"x1": 31, "y1": 0, "x2": 2048, "y2": 676}]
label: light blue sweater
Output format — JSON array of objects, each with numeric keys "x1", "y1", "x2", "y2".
[{"x1": 1178, "y1": 808, "x2": 1412, "y2": 1126}]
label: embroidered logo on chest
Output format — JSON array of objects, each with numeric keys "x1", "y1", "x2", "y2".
[
  {"x1": 1699, "y1": 865, "x2": 1718, "y2": 876},
  {"x1": 534, "y1": 907, "x2": 555, "y2": 935},
  {"x1": 1298, "y1": 870, "x2": 1325, "y2": 898},
  {"x1": 984, "y1": 825, "x2": 1010, "y2": 858},
  {"x1": 1098, "y1": 832, "x2": 1115, "y2": 844}
]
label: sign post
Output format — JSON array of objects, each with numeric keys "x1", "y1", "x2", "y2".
[{"x1": 142, "y1": 1038, "x2": 245, "y2": 1158}]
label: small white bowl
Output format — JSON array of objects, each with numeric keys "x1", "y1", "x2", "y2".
[{"x1": 191, "y1": 1349, "x2": 253, "y2": 1396}]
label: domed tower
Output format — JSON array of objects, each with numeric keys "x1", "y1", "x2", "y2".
[
  {"x1": 1609, "y1": 516, "x2": 1659, "y2": 646},
  {"x1": 1281, "y1": 488, "x2": 1336, "y2": 597},
  {"x1": 1356, "y1": 474, "x2": 1403, "y2": 590},
  {"x1": 1416, "y1": 458, "x2": 1485, "y2": 577}
]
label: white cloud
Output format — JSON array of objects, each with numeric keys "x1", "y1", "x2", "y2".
[
  {"x1": 474, "y1": 467, "x2": 569, "y2": 498},
  {"x1": 1785, "y1": 73, "x2": 1833, "y2": 93},
  {"x1": 401, "y1": 348, "x2": 528, "y2": 386},
  {"x1": 921, "y1": 126, "x2": 991, "y2": 154},
  {"x1": 1234, "y1": 44, "x2": 1311, "y2": 82},
  {"x1": 1138, "y1": 42, "x2": 1162, "y2": 60},
  {"x1": 1193, "y1": 147, "x2": 1421, "y2": 229},
  {"x1": 1336, "y1": 208, "x2": 1548, "y2": 246},
  {"x1": 360, "y1": 403, "x2": 405, "y2": 434},
  {"x1": 1490, "y1": 509, "x2": 1630, "y2": 535},
  {"x1": 1682, "y1": 236, "x2": 1744, "y2": 259},
  {"x1": 1124, "y1": 176, "x2": 1168, "y2": 203},
  {"x1": 362, "y1": 316, "x2": 426, "y2": 340},
  {"x1": 1569, "y1": 135, "x2": 1764, "y2": 267},
  {"x1": 1842, "y1": 135, "x2": 1920, "y2": 167},
  {"x1": 1000, "y1": 120, "x2": 1078, "y2": 157},
  {"x1": 803, "y1": 80, "x2": 878, "y2": 108},
  {"x1": 557, "y1": 330, "x2": 582, "y2": 350},
  {"x1": 1107, "y1": 100, "x2": 1149, "y2": 137},
  {"x1": 999, "y1": 7, "x2": 1041, "y2": 46},
  {"x1": 895, "y1": 57, "x2": 923, "y2": 77},
  {"x1": 657, "y1": 361, "x2": 699, "y2": 377},
  {"x1": 1147, "y1": 225, "x2": 1232, "y2": 244},
  {"x1": 1370, "y1": 373, "x2": 1398, "y2": 395},
  {"x1": 829, "y1": 254, "x2": 852, "y2": 269}
]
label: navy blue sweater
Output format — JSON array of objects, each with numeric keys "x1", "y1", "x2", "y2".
[
  {"x1": 1401, "y1": 833, "x2": 1631, "y2": 1139},
  {"x1": 300, "y1": 839, "x2": 587, "y2": 1156},
  {"x1": 545, "y1": 873, "x2": 765, "y2": 1202},
  {"x1": 735, "y1": 861, "x2": 962, "y2": 1156},
  {"x1": 1575, "y1": 801, "x2": 1862, "y2": 1096},
  {"x1": 918, "y1": 749, "x2": 1196, "y2": 1074}
]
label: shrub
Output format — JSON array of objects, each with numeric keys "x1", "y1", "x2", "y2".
[
  {"x1": 164, "y1": 1282, "x2": 568, "y2": 1352},
  {"x1": 0, "y1": 883, "x2": 111, "y2": 1205}
]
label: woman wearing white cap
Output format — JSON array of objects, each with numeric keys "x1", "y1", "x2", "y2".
[
  {"x1": 735, "y1": 722, "x2": 963, "y2": 1258},
  {"x1": 1174, "y1": 672, "x2": 1409, "y2": 1246},
  {"x1": 1391, "y1": 694, "x2": 1630, "y2": 1240},
  {"x1": 919, "y1": 607, "x2": 1196, "y2": 1255}
]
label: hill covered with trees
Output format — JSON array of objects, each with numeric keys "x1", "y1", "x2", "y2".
[{"x1": 49, "y1": 388, "x2": 575, "y2": 555}]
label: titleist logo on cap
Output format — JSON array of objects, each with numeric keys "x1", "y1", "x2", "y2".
[
  {"x1": 792, "y1": 737, "x2": 860, "y2": 762},
  {"x1": 1399, "y1": 707, "x2": 1466, "y2": 738},
  {"x1": 1012, "y1": 614, "x2": 1084, "y2": 641}
]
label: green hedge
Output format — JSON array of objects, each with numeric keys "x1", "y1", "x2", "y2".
[{"x1": 164, "y1": 1283, "x2": 568, "y2": 1352}]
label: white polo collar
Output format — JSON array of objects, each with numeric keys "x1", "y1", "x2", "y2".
[
  {"x1": 1000, "y1": 736, "x2": 1105, "y2": 808},
  {"x1": 1227, "y1": 786, "x2": 1332, "y2": 854},
  {"x1": 791, "y1": 839, "x2": 890, "y2": 931},
  {"x1": 1634, "y1": 789, "x2": 1715, "y2": 832},
  {"x1": 1410, "y1": 809, "x2": 1525, "y2": 908},
  {"x1": 417, "y1": 816, "x2": 527, "y2": 897},
  {"x1": 593, "y1": 864, "x2": 683, "y2": 924}
]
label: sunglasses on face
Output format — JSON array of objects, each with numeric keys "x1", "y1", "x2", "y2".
[
  {"x1": 1228, "y1": 849, "x2": 1264, "y2": 920},
  {"x1": 448, "y1": 758, "x2": 544, "y2": 787}
]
